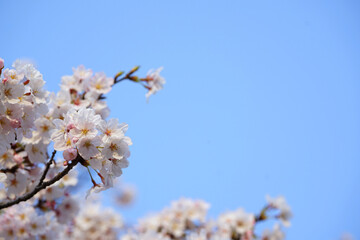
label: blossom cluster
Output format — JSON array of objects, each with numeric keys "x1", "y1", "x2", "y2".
[
  {"x1": 51, "y1": 107, "x2": 132, "y2": 192},
  {"x1": 121, "y1": 196, "x2": 292, "y2": 240},
  {"x1": 0, "y1": 201, "x2": 64, "y2": 239},
  {"x1": 0, "y1": 58, "x2": 297, "y2": 240},
  {"x1": 0, "y1": 189, "x2": 291, "y2": 240},
  {"x1": 0, "y1": 58, "x2": 164, "y2": 205},
  {"x1": 0, "y1": 57, "x2": 166, "y2": 239},
  {"x1": 64, "y1": 200, "x2": 123, "y2": 240},
  {"x1": 0, "y1": 59, "x2": 52, "y2": 198},
  {"x1": 135, "y1": 198, "x2": 210, "y2": 239},
  {"x1": 0, "y1": 175, "x2": 134, "y2": 240},
  {"x1": 0, "y1": 166, "x2": 79, "y2": 239}
]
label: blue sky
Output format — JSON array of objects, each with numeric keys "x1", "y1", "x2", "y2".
[{"x1": 1, "y1": 0, "x2": 360, "y2": 239}]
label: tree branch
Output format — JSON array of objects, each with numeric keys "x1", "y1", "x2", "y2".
[
  {"x1": 0, "y1": 154, "x2": 81, "y2": 210},
  {"x1": 0, "y1": 165, "x2": 19, "y2": 174},
  {"x1": 37, "y1": 150, "x2": 57, "y2": 186},
  {"x1": 97, "y1": 68, "x2": 139, "y2": 101}
]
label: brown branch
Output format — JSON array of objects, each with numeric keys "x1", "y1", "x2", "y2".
[
  {"x1": 255, "y1": 205, "x2": 270, "y2": 222},
  {"x1": 114, "y1": 66, "x2": 140, "y2": 84},
  {"x1": 97, "y1": 67, "x2": 140, "y2": 101},
  {"x1": 0, "y1": 165, "x2": 19, "y2": 173},
  {"x1": 0, "y1": 154, "x2": 81, "y2": 210},
  {"x1": 37, "y1": 150, "x2": 57, "y2": 186}
]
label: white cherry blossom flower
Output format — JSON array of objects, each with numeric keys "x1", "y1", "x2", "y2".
[
  {"x1": 5, "y1": 171, "x2": 28, "y2": 196},
  {"x1": 137, "y1": 198, "x2": 210, "y2": 238},
  {"x1": 71, "y1": 201, "x2": 123, "y2": 240},
  {"x1": 102, "y1": 157, "x2": 129, "y2": 178},
  {"x1": 2, "y1": 68, "x2": 24, "y2": 82},
  {"x1": 70, "y1": 108, "x2": 101, "y2": 139},
  {"x1": 12, "y1": 59, "x2": 38, "y2": 76},
  {"x1": 61, "y1": 75, "x2": 82, "y2": 92},
  {"x1": 262, "y1": 224, "x2": 285, "y2": 240},
  {"x1": 34, "y1": 117, "x2": 54, "y2": 144},
  {"x1": 0, "y1": 149, "x2": 16, "y2": 168},
  {"x1": 77, "y1": 136, "x2": 102, "y2": 159},
  {"x1": 73, "y1": 65, "x2": 92, "y2": 81},
  {"x1": 145, "y1": 67, "x2": 165, "y2": 100},
  {"x1": 101, "y1": 137, "x2": 130, "y2": 160},
  {"x1": 51, "y1": 103, "x2": 72, "y2": 120},
  {"x1": 61, "y1": 170, "x2": 79, "y2": 187},
  {"x1": 3, "y1": 102, "x2": 23, "y2": 120},
  {"x1": 115, "y1": 183, "x2": 136, "y2": 206},
  {"x1": 98, "y1": 119, "x2": 129, "y2": 142},
  {"x1": 25, "y1": 143, "x2": 47, "y2": 163},
  {"x1": 86, "y1": 72, "x2": 113, "y2": 94},
  {"x1": 29, "y1": 78, "x2": 48, "y2": 104},
  {"x1": 266, "y1": 195, "x2": 292, "y2": 227},
  {"x1": 0, "y1": 116, "x2": 12, "y2": 135},
  {"x1": 43, "y1": 185, "x2": 64, "y2": 201},
  {"x1": 54, "y1": 88, "x2": 72, "y2": 107},
  {"x1": 0, "y1": 75, "x2": 25, "y2": 103},
  {"x1": 0, "y1": 226, "x2": 17, "y2": 239},
  {"x1": 51, "y1": 113, "x2": 76, "y2": 151},
  {"x1": 28, "y1": 215, "x2": 47, "y2": 235},
  {"x1": 57, "y1": 197, "x2": 80, "y2": 224},
  {"x1": 218, "y1": 208, "x2": 255, "y2": 236}
]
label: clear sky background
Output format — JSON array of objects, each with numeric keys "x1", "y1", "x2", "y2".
[{"x1": 1, "y1": 1, "x2": 360, "y2": 239}]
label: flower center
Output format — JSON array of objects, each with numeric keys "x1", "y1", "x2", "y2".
[{"x1": 109, "y1": 143, "x2": 118, "y2": 151}]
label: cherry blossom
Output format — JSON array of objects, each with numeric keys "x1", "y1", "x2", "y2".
[
  {"x1": 0, "y1": 57, "x2": 300, "y2": 240},
  {"x1": 144, "y1": 67, "x2": 166, "y2": 100},
  {"x1": 266, "y1": 195, "x2": 293, "y2": 227}
]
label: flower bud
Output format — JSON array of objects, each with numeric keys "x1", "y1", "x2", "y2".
[
  {"x1": 10, "y1": 119, "x2": 21, "y2": 128},
  {"x1": 13, "y1": 154, "x2": 23, "y2": 164},
  {"x1": 114, "y1": 71, "x2": 124, "y2": 80},
  {"x1": 66, "y1": 123, "x2": 75, "y2": 132},
  {"x1": 0, "y1": 58, "x2": 4, "y2": 70},
  {"x1": 72, "y1": 137, "x2": 79, "y2": 144},
  {"x1": 130, "y1": 65, "x2": 140, "y2": 74},
  {"x1": 63, "y1": 148, "x2": 78, "y2": 161}
]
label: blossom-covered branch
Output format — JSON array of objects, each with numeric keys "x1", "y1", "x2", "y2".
[
  {"x1": 0, "y1": 57, "x2": 297, "y2": 240},
  {"x1": 0, "y1": 57, "x2": 165, "y2": 210},
  {"x1": 0, "y1": 154, "x2": 79, "y2": 210},
  {"x1": 117, "y1": 196, "x2": 292, "y2": 240}
]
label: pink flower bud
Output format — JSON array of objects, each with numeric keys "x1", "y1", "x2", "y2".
[
  {"x1": 0, "y1": 58, "x2": 4, "y2": 70},
  {"x1": 13, "y1": 154, "x2": 23, "y2": 164},
  {"x1": 66, "y1": 123, "x2": 75, "y2": 132},
  {"x1": 63, "y1": 148, "x2": 78, "y2": 161},
  {"x1": 10, "y1": 119, "x2": 21, "y2": 128}
]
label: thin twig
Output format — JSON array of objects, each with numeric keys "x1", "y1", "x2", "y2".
[
  {"x1": 114, "y1": 66, "x2": 139, "y2": 84},
  {"x1": 37, "y1": 150, "x2": 57, "y2": 186},
  {"x1": 114, "y1": 75, "x2": 130, "y2": 84},
  {"x1": 97, "y1": 69, "x2": 138, "y2": 101},
  {"x1": 0, "y1": 155, "x2": 81, "y2": 210}
]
